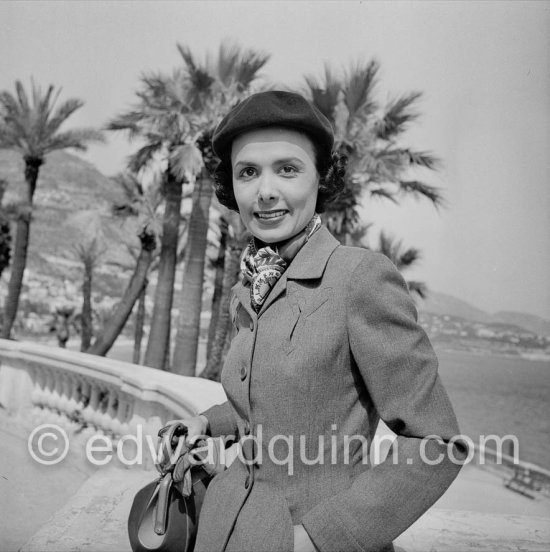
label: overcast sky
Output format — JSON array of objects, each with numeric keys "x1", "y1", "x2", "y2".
[{"x1": 1, "y1": 1, "x2": 549, "y2": 319}]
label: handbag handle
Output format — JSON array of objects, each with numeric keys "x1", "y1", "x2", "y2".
[{"x1": 154, "y1": 473, "x2": 173, "y2": 536}]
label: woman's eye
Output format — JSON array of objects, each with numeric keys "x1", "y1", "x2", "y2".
[
  {"x1": 238, "y1": 167, "x2": 257, "y2": 179},
  {"x1": 280, "y1": 165, "x2": 297, "y2": 176}
]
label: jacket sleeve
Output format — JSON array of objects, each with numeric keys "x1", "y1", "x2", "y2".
[
  {"x1": 301, "y1": 252, "x2": 468, "y2": 552},
  {"x1": 200, "y1": 401, "x2": 238, "y2": 438}
]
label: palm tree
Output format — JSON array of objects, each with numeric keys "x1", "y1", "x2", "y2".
[
  {"x1": 303, "y1": 61, "x2": 442, "y2": 245},
  {"x1": 349, "y1": 224, "x2": 427, "y2": 300},
  {"x1": 73, "y1": 237, "x2": 103, "y2": 351},
  {"x1": 172, "y1": 42, "x2": 270, "y2": 376},
  {"x1": 87, "y1": 172, "x2": 160, "y2": 357},
  {"x1": 0, "y1": 80, "x2": 104, "y2": 338},
  {"x1": 107, "y1": 69, "x2": 207, "y2": 369}
]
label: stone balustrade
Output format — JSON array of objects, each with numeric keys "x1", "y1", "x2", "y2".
[{"x1": 0, "y1": 338, "x2": 227, "y2": 469}]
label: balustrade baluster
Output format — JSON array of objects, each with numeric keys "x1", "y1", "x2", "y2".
[
  {"x1": 98, "y1": 388, "x2": 116, "y2": 435},
  {"x1": 29, "y1": 367, "x2": 46, "y2": 423},
  {"x1": 82, "y1": 381, "x2": 99, "y2": 430},
  {"x1": 109, "y1": 392, "x2": 122, "y2": 438}
]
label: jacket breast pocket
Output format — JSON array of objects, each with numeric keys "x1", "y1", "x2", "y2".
[{"x1": 285, "y1": 287, "x2": 333, "y2": 355}]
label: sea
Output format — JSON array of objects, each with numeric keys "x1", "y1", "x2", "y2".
[{"x1": 435, "y1": 348, "x2": 550, "y2": 470}]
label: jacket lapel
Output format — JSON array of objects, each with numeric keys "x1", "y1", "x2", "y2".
[
  {"x1": 257, "y1": 225, "x2": 339, "y2": 316},
  {"x1": 285, "y1": 225, "x2": 339, "y2": 281},
  {"x1": 232, "y1": 280, "x2": 257, "y2": 322}
]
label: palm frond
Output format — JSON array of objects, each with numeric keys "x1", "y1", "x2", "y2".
[
  {"x1": 376, "y1": 231, "x2": 423, "y2": 274},
  {"x1": 231, "y1": 49, "x2": 270, "y2": 92},
  {"x1": 217, "y1": 42, "x2": 240, "y2": 86},
  {"x1": 376, "y1": 92, "x2": 422, "y2": 140},
  {"x1": 399, "y1": 246, "x2": 421, "y2": 268},
  {"x1": 106, "y1": 111, "x2": 145, "y2": 138},
  {"x1": 348, "y1": 222, "x2": 373, "y2": 247},
  {"x1": 304, "y1": 64, "x2": 341, "y2": 124},
  {"x1": 369, "y1": 188, "x2": 398, "y2": 203},
  {"x1": 42, "y1": 128, "x2": 105, "y2": 154},
  {"x1": 177, "y1": 44, "x2": 215, "y2": 104},
  {"x1": 15, "y1": 81, "x2": 30, "y2": 115},
  {"x1": 405, "y1": 150, "x2": 440, "y2": 171},
  {"x1": 45, "y1": 98, "x2": 85, "y2": 135},
  {"x1": 377, "y1": 231, "x2": 400, "y2": 262},
  {"x1": 34, "y1": 83, "x2": 58, "y2": 139},
  {"x1": 343, "y1": 60, "x2": 379, "y2": 121},
  {"x1": 368, "y1": 148, "x2": 407, "y2": 182},
  {"x1": 406, "y1": 280, "x2": 428, "y2": 299},
  {"x1": 0, "y1": 126, "x2": 24, "y2": 150},
  {"x1": 0, "y1": 91, "x2": 21, "y2": 118},
  {"x1": 169, "y1": 143, "x2": 204, "y2": 181},
  {"x1": 399, "y1": 180, "x2": 443, "y2": 207},
  {"x1": 128, "y1": 141, "x2": 163, "y2": 173}
]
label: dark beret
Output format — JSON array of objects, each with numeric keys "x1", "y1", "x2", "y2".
[{"x1": 212, "y1": 90, "x2": 334, "y2": 161}]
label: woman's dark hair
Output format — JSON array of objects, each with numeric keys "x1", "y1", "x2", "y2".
[{"x1": 213, "y1": 136, "x2": 347, "y2": 213}]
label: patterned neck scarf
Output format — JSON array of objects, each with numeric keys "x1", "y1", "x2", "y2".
[{"x1": 240, "y1": 213, "x2": 322, "y2": 312}]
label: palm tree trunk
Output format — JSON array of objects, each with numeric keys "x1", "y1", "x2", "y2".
[
  {"x1": 206, "y1": 215, "x2": 228, "y2": 362},
  {"x1": 133, "y1": 281, "x2": 147, "y2": 365},
  {"x1": 200, "y1": 238, "x2": 242, "y2": 381},
  {"x1": 88, "y1": 229, "x2": 155, "y2": 356},
  {"x1": 172, "y1": 171, "x2": 213, "y2": 376},
  {"x1": 143, "y1": 169, "x2": 183, "y2": 369},
  {"x1": 1, "y1": 156, "x2": 42, "y2": 339},
  {"x1": 80, "y1": 258, "x2": 93, "y2": 351},
  {"x1": 0, "y1": 180, "x2": 11, "y2": 279}
]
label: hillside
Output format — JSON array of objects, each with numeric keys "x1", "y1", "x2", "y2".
[
  {"x1": 492, "y1": 310, "x2": 550, "y2": 339},
  {"x1": 0, "y1": 149, "x2": 134, "y2": 270},
  {"x1": 418, "y1": 291, "x2": 492, "y2": 323},
  {"x1": 419, "y1": 291, "x2": 550, "y2": 338}
]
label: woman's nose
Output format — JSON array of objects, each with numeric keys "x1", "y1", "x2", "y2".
[{"x1": 257, "y1": 173, "x2": 279, "y2": 202}]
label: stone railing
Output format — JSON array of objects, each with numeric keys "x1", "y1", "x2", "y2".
[{"x1": 0, "y1": 338, "x2": 226, "y2": 469}]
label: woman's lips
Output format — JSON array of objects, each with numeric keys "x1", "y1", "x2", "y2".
[{"x1": 254, "y1": 210, "x2": 288, "y2": 221}]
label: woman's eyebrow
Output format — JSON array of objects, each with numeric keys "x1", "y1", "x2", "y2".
[
  {"x1": 233, "y1": 160, "x2": 258, "y2": 170},
  {"x1": 273, "y1": 157, "x2": 306, "y2": 166}
]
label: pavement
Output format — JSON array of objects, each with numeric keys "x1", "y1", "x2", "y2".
[{"x1": 0, "y1": 415, "x2": 93, "y2": 552}]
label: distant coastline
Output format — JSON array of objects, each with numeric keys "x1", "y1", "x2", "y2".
[{"x1": 434, "y1": 342, "x2": 550, "y2": 363}]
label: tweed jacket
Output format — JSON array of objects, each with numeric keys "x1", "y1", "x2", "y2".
[{"x1": 195, "y1": 225, "x2": 464, "y2": 552}]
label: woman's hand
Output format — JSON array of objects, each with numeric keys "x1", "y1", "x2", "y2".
[
  {"x1": 293, "y1": 525, "x2": 318, "y2": 552},
  {"x1": 165, "y1": 415, "x2": 210, "y2": 447}
]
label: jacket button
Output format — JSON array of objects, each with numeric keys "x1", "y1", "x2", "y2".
[
  {"x1": 244, "y1": 475, "x2": 251, "y2": 489},
  {"x1": 240, "y1": 366, "x2": 247, "y2": 380},
  {"x1": 249, "y1": 321, "x2": 254, "y2": 331}
]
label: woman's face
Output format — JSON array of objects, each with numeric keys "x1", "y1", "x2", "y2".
[{"x1": 231, "y1": 127, "x2": 319, "y2": 244}]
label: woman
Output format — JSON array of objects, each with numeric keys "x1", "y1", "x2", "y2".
[{"x1": 182, "y1": 91, "x2": 465, "y2": 552}]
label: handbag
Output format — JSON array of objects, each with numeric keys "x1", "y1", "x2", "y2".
[{"x1": 128, "y1": 422, "x2": 219, "y2": 552}]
